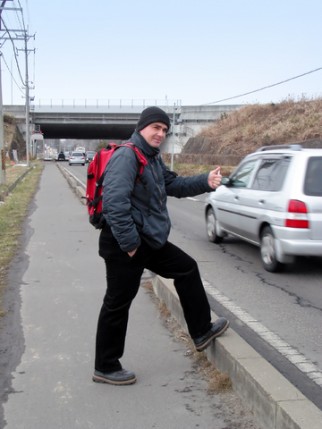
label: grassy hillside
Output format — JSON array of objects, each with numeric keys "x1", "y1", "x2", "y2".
[{"x1": 184, "y1": 98, "x2": 322, "y2": 159}]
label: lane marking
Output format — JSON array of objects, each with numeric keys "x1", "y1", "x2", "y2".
[{"x1": 203, "y1": 279, "x2": 322, "y2": 387}]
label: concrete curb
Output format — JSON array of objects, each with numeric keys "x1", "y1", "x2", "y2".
[
  {"x1": 57, "y1": 162, "x2": 322, "y2": 429},
  {"x1": 152, "y1": 276, "x2": 322, "y2": 429}
]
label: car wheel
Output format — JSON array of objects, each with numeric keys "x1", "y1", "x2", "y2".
[
  {"x1": 206, "y1": 207, "x2": 223, "y2": 243},
  {"x1": 260, "y1": 226, "x2": 283, "y2": 272}
]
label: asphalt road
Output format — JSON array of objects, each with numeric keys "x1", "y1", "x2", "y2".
[{"x1": 63, "y1": 162, "x2": 322, "y2": 409}]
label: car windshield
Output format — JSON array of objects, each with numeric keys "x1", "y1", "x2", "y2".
[{"x1": 72, "y1": 152, "x2": 83, "y2": 157}]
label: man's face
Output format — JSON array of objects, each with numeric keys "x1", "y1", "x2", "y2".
[{"x1": 139, "y1": 122, "x2": 168, "y2": 148}]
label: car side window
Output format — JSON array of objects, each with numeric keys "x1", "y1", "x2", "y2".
[
  {"x1": 304, "y1": 157, "x2": 322, "y2": 196},
  {"x1": 252, "y1": 158, "x2": 289, "y2": 191},
  {"x1": 230, "y1": 160, "x2": 257, "y2": 188}
]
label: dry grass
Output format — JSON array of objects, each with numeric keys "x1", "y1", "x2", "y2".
[
  {"x1": 173, "y1": 163, "x2": 233, "y2": 177},
  {"x1": 173, "y1": 163, "x2": 212, "y2": 176},
  {"x1": 142, "y1": 281, "x2": 231, "y2": 394},
  {"x1": 0, "y1": 163, "x2": 29, "y2": 198},
  {"x1": 194, "y1": 97, "x2": 322, "y2": 158},
  {"x1": 0, "y1": 162, "x2": 43, "y2": 317}
]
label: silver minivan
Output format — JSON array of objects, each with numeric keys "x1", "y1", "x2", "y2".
[{"x1": 205, "y1": 144, "x2": 322, "y2": 272}]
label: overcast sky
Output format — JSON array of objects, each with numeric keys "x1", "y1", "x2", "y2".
[{"x1": 1, "y1": 0, "x2": 322, "y2": 107}]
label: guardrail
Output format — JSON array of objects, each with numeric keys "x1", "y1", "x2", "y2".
[{"x1": 33, "y1": 98, "x2": 182, "y2": 109}]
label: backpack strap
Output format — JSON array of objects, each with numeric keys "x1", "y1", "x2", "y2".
[{"x1": 121, "y1": 142, "x2": 148, "y2": 176}]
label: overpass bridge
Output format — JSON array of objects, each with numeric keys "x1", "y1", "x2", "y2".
[{"x1": 4, "y1": 101, "x2": 242, "y2": 153}]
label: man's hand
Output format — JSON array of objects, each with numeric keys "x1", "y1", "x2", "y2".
[{"x1": 208, "y1": 166, "x2": 222, "y2": 189}]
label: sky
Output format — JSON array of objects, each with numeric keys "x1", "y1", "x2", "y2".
[{"x1": 1, "y1": 0, "x2": 322, "y2": 107}]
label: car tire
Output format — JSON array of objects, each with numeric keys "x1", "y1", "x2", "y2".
[
  {"x1": 260, "y1": 226, "x2": 283, "y2": 272},
  {"x1": 206, "y1": 207, "x2": 223, "y2": 243}
]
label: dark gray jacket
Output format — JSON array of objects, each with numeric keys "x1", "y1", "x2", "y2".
[{"x1": 101, "y1": 131, "x2": 213, "y2": 252}]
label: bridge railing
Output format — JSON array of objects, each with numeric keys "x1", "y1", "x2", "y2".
[{"x1": 32, "y1": 98, "x2": 182, "y2": 109}]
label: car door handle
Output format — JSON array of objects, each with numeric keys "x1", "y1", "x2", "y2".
[{"x1": 259, "y1": 199, "x2": 265, "y2": 204}]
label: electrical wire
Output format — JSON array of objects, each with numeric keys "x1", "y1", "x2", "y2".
[
  {"x1": 0, "y1": 16, "x2": 25, "y2": 85},
  {"x1": 13, "y1": 0, "x2": 24, "y2": 31},
  {"x1": 1, "y1": 50, "x2": 25, "y2": 95},
  {"x1": 204, "y1": 67, "x2": 322, "y2": 105},
  {"x1": 17, "y1": 0, "x2": 35, "y2": 92},
  {"x1": 1, "y1": 0, "x2": 36, "y2": 103},
  {"x1": 17, "y1": 0, "x2": 26, "y2": 31}
]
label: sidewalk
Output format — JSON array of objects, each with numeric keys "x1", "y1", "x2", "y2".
[
  {"x1": 0, "y1": 163, "x2": 258, "y2": 429},
  {"x1": 60, "y1": 161, "x2": 322, "y2": 429}
]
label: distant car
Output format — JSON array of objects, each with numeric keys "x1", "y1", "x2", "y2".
[
  {"x1": 56, "y1": 151, "x2": 65, "y2": 161},
  {"x1": 69, "y1": 151, "x2": 86, "y2": 166},
  {"x1": 86, "y1": 151, "x2": 96, "y2": 163},
  {"x1": 64, "y1": 151, "x2": 71, "y2": 161},
  {"x1": 205, "y1": 144, "x2": 322, "y2": 272}
]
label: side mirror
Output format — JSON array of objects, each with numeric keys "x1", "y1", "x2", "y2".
[{"x1": 221, "y1": 177, "x2": 231, "y2": 186}]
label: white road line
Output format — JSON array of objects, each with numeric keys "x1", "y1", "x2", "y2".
[{"x1": 203, "y1": 279, "x2": 322, "y2": 387}]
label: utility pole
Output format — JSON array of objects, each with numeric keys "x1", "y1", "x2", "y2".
[
  {"x1": 0, "y1": 0, "x2": 10, "y2": 185},
  {"x1": 25, "y1": 33, "x2": 30, "y2": 165},
  {"x1": 17, "y1": 32, "x2": 34, "y2": 166},
  {"x1": 0, "y1": 52, "x2": 5, "y2": 184},
  {"x1": 1, "y1": 1, "x2": 34, "y2": 169}
]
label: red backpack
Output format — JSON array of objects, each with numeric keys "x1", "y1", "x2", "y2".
[{"x1": 86, "y1": 142, "x2": 148, "y2": 229}]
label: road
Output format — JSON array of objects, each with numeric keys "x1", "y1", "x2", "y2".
[{"x1": 64, "y1": 162, "x2": 322, "y2": 409}]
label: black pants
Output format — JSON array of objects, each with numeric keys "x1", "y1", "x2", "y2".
[{"x1": 95, "y1": 232, "x2": 212, "y2": 373}]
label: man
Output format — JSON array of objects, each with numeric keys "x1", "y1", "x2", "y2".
[{"x1": 93, "y1": 106, "x2": 229, "y2": 385}]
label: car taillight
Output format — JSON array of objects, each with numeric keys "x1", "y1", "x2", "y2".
[{"x1": 285, "y1": 199, "x2": 309, "y2": 228}]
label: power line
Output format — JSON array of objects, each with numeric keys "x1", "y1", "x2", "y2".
[
  {"x1": 204, "y1": 67, "x2": 322, "y2": 105},
  {"x1": 13, "y1": 1, "x2": 24, "y2": 32},
  {"x1": 0, "y1": 16, "x2": 25, "y2": 85},
  {"x1": 1, "y1": 50, "x2": 24, "y2": 95},
  {"x1": 17, "y1": 0, "x2": 25, "y2": 31},
  {"x1": 0, "y1": 0, "x2": 34, "y2": 169}
]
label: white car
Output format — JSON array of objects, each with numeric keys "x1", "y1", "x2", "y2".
[
  {"x1": 205, "y1": 144, "x2": 322, "y2": 272},
  {"x1": 69, "y1": 151, "x2": 86, "y2": 166}
]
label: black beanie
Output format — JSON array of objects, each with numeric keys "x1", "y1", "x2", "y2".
[{"x1": 136, "y1": 106, "x2": 170, "y2": 132}]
